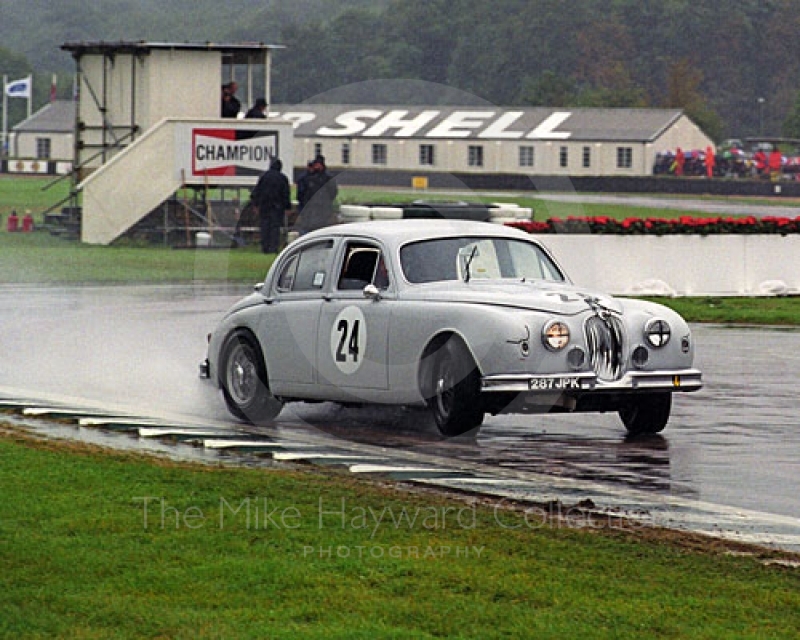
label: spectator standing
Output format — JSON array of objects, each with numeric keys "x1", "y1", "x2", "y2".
[
  {"x1": 754, "y1": 149, "x2": 767, "y2": 177},
  {"x1": 221, "y1": 81, "x2": 241, "y2": 118},
  {"x1": 674, "y1": 147, "x2": 685, "y2": 176},
  {"x1": 768, "y1": 148, "x2": 783, "y2": 181},
  {"x1": 704, "y1": 146, "x2": 715, "y2": 178},
  {"x1": 295, "y1": 160, "x2": 314, "y2": 214},
  {"x1": 245, "y1": 97, "x2": 268, "y2": 119},
  {"x1": 296, "y1": 155, "x2": 338, "y2": 233},
  {"x1": 250, "y1": 158, "x2": 291, "y2": 253}
]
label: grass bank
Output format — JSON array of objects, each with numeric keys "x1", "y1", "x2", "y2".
[
  {"x1": 0, "y1": 174, "x2": 70, "y2": 220},
  {"x1": 339, "y1": 188, "x2": 697, "y2": 221},
  {"x1": 1, "y1": 429, "x2": 798, "y2": 639},
  {"x1": 0, "y1": 232, "x2": 275, "y2": 284},
  {"x1": 0, "y1": 174, "x2": 757, "y2": 228},
  {"x1": 645, "y1": 296, "x2": 800, "y2": 326}
]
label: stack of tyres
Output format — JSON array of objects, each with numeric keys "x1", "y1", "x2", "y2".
[{"x1": 401, "y1": 201, "x2": 492, "y2": 222}]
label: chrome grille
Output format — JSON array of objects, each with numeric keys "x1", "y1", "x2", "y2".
[{"x1": 584, "y1": 314, "x2": 625, "y2": 381}]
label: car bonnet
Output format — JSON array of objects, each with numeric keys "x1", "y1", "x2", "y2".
[{"x1": 400, "y1": 280, "x2": 624, "y2": 316}]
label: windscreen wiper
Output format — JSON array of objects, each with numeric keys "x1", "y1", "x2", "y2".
[{"x1": 463, "y1": 245, "x2": 478, "y2": 283}]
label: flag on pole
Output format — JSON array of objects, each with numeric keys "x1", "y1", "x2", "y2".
[
  {"x1": 50, "y1": 74, "x2": 57, "y2": 102},
  {"x1": 5, "y1": 76, "x2": 32, "y2": 99}
]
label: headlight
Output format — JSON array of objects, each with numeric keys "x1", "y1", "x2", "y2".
[
  {"x1": 644, "y1": 318, "x2": 671, "y2": 348},
  {"x1": 542, "y1": 320, "x2": 570, "y2": 351}
]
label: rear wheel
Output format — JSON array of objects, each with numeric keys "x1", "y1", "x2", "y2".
[
  {"x1": 425, "y1": 338, "x2": 484, "y2": 437},
  {"x1": 220, "y1": 330, "x2": 282, "y2": 425},
  {"x1": 619, "y1": 393, "x2": 671, "y2": 435}
]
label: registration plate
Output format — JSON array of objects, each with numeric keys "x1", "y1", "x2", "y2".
[{"x1": 529, "y1": 376, "x2": 581, "y2": 391}]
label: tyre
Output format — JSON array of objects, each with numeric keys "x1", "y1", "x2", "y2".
[
  {"x1": 220, "y1": 330, "x2": 283, "y2": 425},
  {"x1": 425, "y1": 338, "x2": 484, "y2": 437},
  {"x1": 369, "y1": 206, "x2": 404, "y2": 220},
  {"x1": 619, "y1": 393, "x2": 672, "y2": 435}
]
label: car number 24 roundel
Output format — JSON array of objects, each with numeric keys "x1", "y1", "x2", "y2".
[{"x1": 329, "y1": 306, "x2": 368, "y2": 375}]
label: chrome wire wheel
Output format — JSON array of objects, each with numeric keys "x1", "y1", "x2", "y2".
[
  {"x1": 226, "y1": 342, "x2": 260, "y2": 407},
  {"x1": 433, "y1": 351, "x2": 457, "y2": 422},
  {"x1": 220, "y1": 330, "x2": 283, "y2": 425}
]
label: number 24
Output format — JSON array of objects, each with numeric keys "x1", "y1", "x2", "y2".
[{"x1": 336, "y1": 319, "x2": 360, "y2": 363}]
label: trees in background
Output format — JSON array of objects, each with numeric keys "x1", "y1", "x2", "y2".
[{"x1": 5, "y1": 0, "x2": 800, "y2": 139}]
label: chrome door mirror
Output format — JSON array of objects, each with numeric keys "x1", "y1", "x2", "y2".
[{"x1": 363, "y1": 283, "x2": 381, "y2": 300}]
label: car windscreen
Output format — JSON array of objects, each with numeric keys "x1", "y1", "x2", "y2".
[{"x1": 400, "y1": 237, "x2": 565, "y2": 284}]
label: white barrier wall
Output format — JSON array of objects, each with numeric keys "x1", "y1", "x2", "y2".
[
  {"x1": 340, "y1": 207, "x2": 799, "y2": 296},
  {"x1": 534, "y1": 234, "x2": 800, "y2": 296}
]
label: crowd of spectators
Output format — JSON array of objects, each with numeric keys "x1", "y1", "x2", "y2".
[{"x1": 653, "y1": 141, "x2": 800, "y2": 179}]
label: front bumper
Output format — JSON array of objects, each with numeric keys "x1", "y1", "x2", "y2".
[{"x1": 481, "y1": 369, "x2": 703, "y2": 394}]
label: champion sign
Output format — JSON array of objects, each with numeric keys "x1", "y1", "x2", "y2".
[{"x1": 192, "y1": 129, "x2": 279, "y2": 177}]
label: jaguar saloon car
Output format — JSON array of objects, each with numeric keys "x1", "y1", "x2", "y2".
[{"x1": 200, "y1": 219, "x2": 702, "y2": 436}]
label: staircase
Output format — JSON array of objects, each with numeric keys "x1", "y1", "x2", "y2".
[
  {"x1": 43, "y1": 206, "x2": 82, "y2": 238},
  {"x1": 79, "y1": 119, "x2": 182, "y2": 245}
]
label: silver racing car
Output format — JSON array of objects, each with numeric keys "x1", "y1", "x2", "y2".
[{"x1": 200, "y1": 219, "x2": 702, "y2": 436}]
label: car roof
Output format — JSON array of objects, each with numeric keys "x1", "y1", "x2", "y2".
[{"x1": 298, "y1": 219, "x2": 535, "y2": 251}]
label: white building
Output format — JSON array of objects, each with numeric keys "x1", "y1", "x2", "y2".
[
  {"x1": 271, "y1": 105, "x2": 712, "y2": 178},
  {"x1": 6, "y1": 99, "x2": 74, "y2": 174}
]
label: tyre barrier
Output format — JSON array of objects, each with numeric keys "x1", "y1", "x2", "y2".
[
  {"x1": 338, "y1": 202, "x2": 532, "y2": 224},
  {"x1": 339, "y1": 205, "x2": 372, "y2": 222}
]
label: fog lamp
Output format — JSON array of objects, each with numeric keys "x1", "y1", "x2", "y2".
[
  {"x1": 631, "y1": 345, "x2": 649, "y2": 368},
  {"x1": 567, "y1": 346, "x2": 585, "y2": 370}
]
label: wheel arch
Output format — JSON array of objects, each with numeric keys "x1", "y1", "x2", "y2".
[{"x1": 417, "y1": 330, "x2": 482, "y2": 400}]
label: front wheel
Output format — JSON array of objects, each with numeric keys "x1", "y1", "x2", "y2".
[
  {"x1": 619, "y1": 393, "x2": 672, "y2": 435},
  {"x1": 220, "y1": 330, "x2": 283, "y2": 425},
  {"x1": 425, "y1": 339, "x2": 484, "y2": 437}
]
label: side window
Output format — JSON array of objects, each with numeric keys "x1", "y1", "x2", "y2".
[
  {"x1": 276, "y1": 241, "x2": 333, "y2": 293},
  {"x1": 276, "y1": 254, "x2": 299, "y2": 292},
  {"x1": 337, "y1": 243, "x2": 391, "y2": 291}
]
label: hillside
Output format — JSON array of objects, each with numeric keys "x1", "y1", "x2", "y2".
[{"x1": 1, "y1": 0, "x2": 800, "y2": 139}]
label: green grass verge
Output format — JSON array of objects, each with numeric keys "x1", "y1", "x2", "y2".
[
  {"x1": 643, "y1": 296, "x2": 800, "y2": 326},
  {"x1": 0, "y1": 232, "x2": 276, "y2": 284},
  {"x1": 0, "y1": 175, "x2": 71, "y2": 220},
  {"x1": 2, "y1": 174, "x2": 705, "y2": 232},
  {"x1": 1, "y1": 431, "x2": 798, "y2": 639},
  {"x1": 339, "y1": 188, "x2": 699, "y2": 221},
  {"x1": 338, "y1": 186, "x2": 800, "y2": 220}
]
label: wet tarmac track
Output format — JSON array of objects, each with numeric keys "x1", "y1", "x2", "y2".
[{"x1": 1, "y1": 284, "x2": 799, "y2": 551}]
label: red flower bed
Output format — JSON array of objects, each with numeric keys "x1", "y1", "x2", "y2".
[{"x1": 507, "y1": 215, "x2": 800, "y2": 235}]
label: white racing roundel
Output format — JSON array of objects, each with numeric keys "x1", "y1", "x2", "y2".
[{"x1": 330, "y1": 306, "x2": 368, "y2": 374}]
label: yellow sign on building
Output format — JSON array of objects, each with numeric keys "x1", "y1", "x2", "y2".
[{"x1": 412, "y1": 175, "x2": 428, "y2": 190}]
